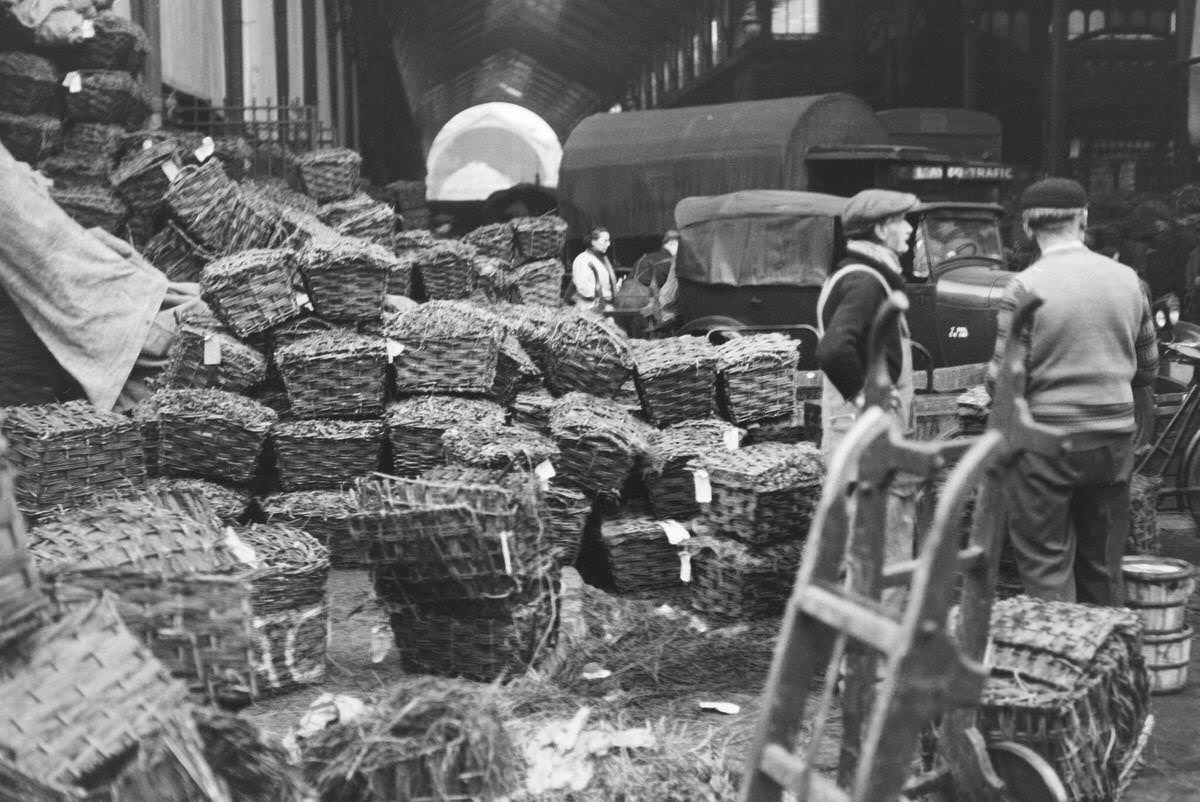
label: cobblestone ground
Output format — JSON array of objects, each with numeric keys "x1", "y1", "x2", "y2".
[{"x1": 1124, "y1": 513, "x2": 1200, "y2": 802}]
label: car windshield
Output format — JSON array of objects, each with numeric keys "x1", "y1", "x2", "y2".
[{"x1": 913, "y1": 213, "x2": 1005, "y2": 276}]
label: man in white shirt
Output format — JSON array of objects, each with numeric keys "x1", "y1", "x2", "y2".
[{"x1": 570, "y1": 226, "x2": 619, "y2": 312}]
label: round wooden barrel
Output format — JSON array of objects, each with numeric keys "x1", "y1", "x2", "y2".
[
  {"x1": 1142, "y1": 626, "x2": 1193, "y2": 694},
  {"x1": 1123, "y1": 556, "x2": 1196, "y2": 634}
]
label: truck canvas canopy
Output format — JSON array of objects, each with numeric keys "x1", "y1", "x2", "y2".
[
  {"x1": 674, "y1": 190, "x2": 846, "y2": 288},
  {"x1": 558, "y1": 94, "x2": 886, "y2": 239}
]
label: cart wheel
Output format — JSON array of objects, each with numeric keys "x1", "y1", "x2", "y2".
[
  {"x1": 1179, "y1": 430, "x2": 1200, "y2": 531},
  {"x1": 986, "y1": 741, "x2": 1068, "y2": 802}
]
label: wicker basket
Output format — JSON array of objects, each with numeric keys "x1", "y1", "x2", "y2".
[
  {"x1": 0, "y1": 111, "x2": 61, "y2": 164},
  {"x1": 234, "y1": 523, "x2": 331, "y2": 696},
  {"x1": 442, "y1": 423, "x2": 560, "y2": 472},
  {"x1": 62, "y1": 121, "x2": 125, "y2": 158},
  {"x1": 159, "y1": 324, "x2": 267, "y2": 394},
  {"x1": 318, "y1": 193, "x2": 395, "y2": 242},
  {"x1": 2, "y1": 401, "x2": 145, "y2": 515},
  {"x1": 109, "y1": 139, "x2": 179, "y2": 216},
  {"x1": 499, "y1": 301, "x2": 569, "y2": 373},
  {"x1": 69, "y1": 12, "x2": 151, "y2": 73},
  {"x1": 549, "y1": 392, "x2": 651, "y2": 498},
  {"x1": 261, "y1": 489, "x2": 364, "y2": 568},
  {"x1": 462, "y1": 221, "x2": 516, "y2": 262},
  {"x1": 385, "y1": 592, "x2": 556, "y2": 681},
  {"x1": 385, "y1": 300, "x2": 503, "y2": 394},
  {"x1": 511, "y1": 257, "x2": 564, "y2": 306},
  {"x1": 631, "y1": 336, "x2": 718, "y2": 426},
  {"x1": 143, "y1": 477, "x2": 249, "y2": 526},
  {"x1": 243, "y1": 175, "x2": 319, "y2": 214},
  {"x1": 542, "y1": 483, "x2": 591, "y2": 566},
  {"x1": 697, "y1": 441, "x2": 823, "y2": 546},
  {"x1": 413, "y1": 240, "x2": 478, "y2": 300},
  {"x1": 0, "y1": 426, "x2": 48, "y2": 651},
  {"x1": 200, "y1": 248, "x2": 300, "y2": 337},
  {"x1": 715, "y1": 334, "x2": 800, "y2": 425},
  {"x1": 385, "y1": 396, "x2": 506, "y2": 476},
  {"x1": 220, "y1": 190, "x2": 295, "y2": 255},
  {"x1": 0, "y1": 594, "x2": 193, "y2": 790},
  {"x1": 599, "y1": 513, "x2": 685, "y2": 594},
  {"x1": 510, "y1": 389, "x2": 556, "y2": 435},
  {"x1": 273, "y1": 418, "x2": 384, "y2": 490},
  {"x1": 392, "y1": 228, "x2": 435, "y2": 252},
  {"x1": 297, "y1": 236, "x2": 396, "y2": 322},
  {"x1": 163, "y1": 157, "x2": 239, "y2": 246},
  {"x1": 1127, "y1": 473, "x2": 1161, "y2": 556},
  {"x1": 49, "y1": 183, "x2": 127, "y2": 233},
  {"x1": 492, "y1": 334, "x2": 543, "y2": 405},
  {"x1": 134, "y1": 388, "x2": 277, "y2": 485},
  {"x1": 64, "y1": 69, "x2": 152, "y2": 128},
  {"x1": 644, "y1": 419, "x2": 743, "y2": 520},
  {"x1": 386, "y1": 250, "x2": 416, "y2": 298},
  {"x1": 38, "y1": 149, "x2": 113, "y2": 189},
  {"x1": 686, "y1": 536, "x2": 802, "y2": 620},
  {"x1": 293, "y1": 147, "x2": 361, "y2": 202},
  {"x1": 275, "y1": 331, "x2": 389, "y2": 418},
  {"x1": 142, "y1": 220, "x2": 215, "y2": 283},
  {"x1": 512, "y1": 215, "x2": 568, "y2": 262},
  {"x1": 977, "y1": 596, "x2": 1150, "y2": 802},
  {"x1": 543, "y1": 314, "x2": 635, "y2": 398},
  {"x1": 0, "y1": 52, "x2": 59, "y2": 115}
]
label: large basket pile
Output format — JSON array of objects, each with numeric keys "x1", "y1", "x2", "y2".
[
  {"x1": 549, "y1": 392, "x2": 651, "y2": 499},
  {"x1": 273, "y1": 418, "x2": 384, "y2": 490},
  {"x1": 274, "y1": 331, "x2": 388, "y2": 418},
  {"x1": 543, "y1": 314, "x2": 635, "y2": 398},
  {"x1": 261, "y1": 488, "x2": 363, "y2": 568},
  {"x1": 644, "y1": 419, "x2": 742, "y2": 520},
  {"x1": 685, "y1": 536, "x2": 802, "y2": 620},
  {"x1": 200, "y1": 248, "x2": 300, "y2": 337},
  {"x1": 159, "y1": 323, "x2": 268, "y2": 393},
  {"x1": 298, "y1": 237, "x2": 398, "y2": 323},
  {"x1": 292, "y1": 147, "x2": 361, "y2": 202},
  {"x1": 599, "y1": 513, "x2": 686, "y2": 594},
  {"x1": 695, "y1": 441, "x2": 822, "y2": 546},
  {"x1": 134, "y1": 388, "x2": 276, "y2": 485},
  {"x1": 30, "y1": 498, "x2": 257, "y2": 705},
  {"x1": 385, "y1": 300, "x2": 503, "y2": 395},
  {"x1": 977, "y1": 596, "x2": 1151, "y2": 802},
  {"x1": 234, "y1": 523, "x2": 331, "y2": 697},
  {"x1": 631, "y1": 336, "x2": 718, "y2": 426},
  {"x1": 2, "y1": 400, "x2": 145, "y2": 514},
  {"x1": 715, "y1": 334, "x2": 799, "y2": 425}
]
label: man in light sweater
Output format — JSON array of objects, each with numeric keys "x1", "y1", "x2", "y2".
[{"x1": 987, "y1": 177, "x2": 1158, "y2": 605}]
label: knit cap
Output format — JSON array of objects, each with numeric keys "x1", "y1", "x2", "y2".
[{"x1": 1019, "y1": 178, "x2": 1087, "y2": 211}]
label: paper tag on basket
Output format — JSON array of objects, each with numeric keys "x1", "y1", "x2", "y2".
[
  {"x1": 698, "y1": 700, "x2": 741, "y2": 715},
  {"x1": 369, "y1": 623, "x2": 393, "y2": 663},
  {"x1": 202, "y1": 333, "x2": 222, "y2": 365},
  {"x1": 142, "y1": 138, "x2": 153, "y2": 150},
  {"x1": 194, "y1": 136, "x2": 215, "y2": 162},
  {"x1": 295, "y1": 291, "x2": 313, "y2": 311},
  {"x1": 385, "y1": 338, "x2": 405, "y2": 359},
  {"x1": 723, "y1": 428, "x2": 740, "y2": 451},
  {"x1": 659, "y1": 519, "x2": 690, "y2": 545},
  {"x1": 692, "y1": 469, "x2": 712, "y2": 504},
  {"x1": 499, "y1": 530, "x2": 514, "y2": 575},
  {"x1": 161, "y1": 160, "x2": 181, "y2": 182},
  {"x1": 223, "y1": 527, "x2": 260, "y2": 567},
  {"x1": 535, "y1": 459, "x2": 556, "y2": 481},
  {"x1": 679, "y1": 550, "x2": 693, "y2": 583},
  {"x1": 80, "y1": 19, "x2": 95, "y2": 39},
  {"x1": 63, "y1": 71, "x2": 82, "y2": 93}
]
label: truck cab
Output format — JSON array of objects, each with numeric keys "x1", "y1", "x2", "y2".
[{"x1": 673, "y1": 191, "x2": 1013, "y2": 369}]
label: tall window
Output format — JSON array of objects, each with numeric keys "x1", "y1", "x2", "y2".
[{"x1": 771, "y1": 0, "x2": 820, "y2": 35}]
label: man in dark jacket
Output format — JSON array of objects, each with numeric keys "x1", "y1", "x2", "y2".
[{"x1": 987, "y1": 177, "x2": 1158, "y2": 605}]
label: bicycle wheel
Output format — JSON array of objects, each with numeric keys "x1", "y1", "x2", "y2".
[
  {"x1": 986, "y1": 741, "x2": 1068, "y2": 802},
  {"x1": 1177, "y1": 429, "x2": 1200, "y2": 531}
]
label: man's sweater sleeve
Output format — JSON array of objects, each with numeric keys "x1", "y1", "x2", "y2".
[
  {"x1": 816, "y1": 273, "x2": 887, "y2": 400},
  {"x1": 1132, "y1": 292, "x2": 1159, "y2": 388}
]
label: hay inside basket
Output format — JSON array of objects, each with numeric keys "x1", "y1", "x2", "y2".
[{"x1": 385, "y1": 301, "x2": 504, "y2": 395}]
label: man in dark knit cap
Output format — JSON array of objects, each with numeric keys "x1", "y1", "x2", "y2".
[
  {"x1": 817, "y1": 188, "x2": 920, "y2": 605},
  {"x1": 987, "y1": 177, "x2": 1158, "y2": 605}
]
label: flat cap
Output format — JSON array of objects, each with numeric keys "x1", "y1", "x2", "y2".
[
  {"x1": 1020, "y1": 177, "x2": 1087, "y2": 211},
  {"x1": 842, "y1": 189, "x2": 919, "y2": 236}
]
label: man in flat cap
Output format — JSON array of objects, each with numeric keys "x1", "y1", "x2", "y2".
[
  {"x1": 988, "y1": 177, "x2": 1158, "y2": 605},
  {"x1": 816, "y1": 188, "x2": 920, "y2": 604}
]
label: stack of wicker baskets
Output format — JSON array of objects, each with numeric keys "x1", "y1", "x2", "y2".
[
  {"x1": 274, "y1": 418, "x2": 384, "y2": 490},
  {"x1": 714, "y1": 333, "x2": 800, "y2": 425},
  {"x1": 643, "y1": 418, "x2": 742, "y2": 520},
  {"x1": 158, "y1": 322, "x2": 268, "y2": 394},
  {"x1": 386, "y1": 395, "x2": 506, "y2": 476},
  {"x1": 543, "y1": 314, "x2": 635, "y2": 398},
  {"x1": 317, "y1": 193, "x2": 395, "y2": 242},
  {"x1": 200, "y1": 247, "x2": 301, "y2": 337},
  {"x1": 274, "y1": 330, "x2": 389, "y2": 418},
  {"x1": 2, "y1": 400, "x2": 146, "y2": 515},
  {"x1": 261, "y1": 488, "x2": 364, "y2": 567},
  {"x1": 385, "y1": 300, "x2": 504, "y2": 395},
  {"x1": 549, "y1": 392, "x2": 652, "y2": 499},
  {"x1": 297, "y1": 236, "x2": 402, "y2": 323},
  {"x1": 684, "y1": 536, "x2": 803, "y2": 620},
  {"x1": 630, "y1": 336, "x2": 718, "y2": 426},
  {"x1": 598, "y1": 512, "x2": 688, "y2": 594},
  {"x1": 352, "y1": 472, "x2": 557, "y2": 681}
]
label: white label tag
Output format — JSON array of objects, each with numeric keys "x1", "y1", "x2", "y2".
[
  {"x1": 194, "y1": 136, "x2": 215, "y2": 162},
  {"x1": 679, "y1": 550, "x2": 693, "y2": 583},
  {"x1": 80, "y1": 19, "x2": 95, "y2": 39},
  {"x1": 161, "y1": 161, "x2": 181, "y2": 182},
  {"x1": 723, "y1": 428, "x2": 740, "y2": 451},
  {"x1": 581, "y1": 665, "x2": 612, "y2": 681},
  {"x1": 499, "y1": 530, "x2": 514, "y2": 575},
  {"x1": 202, "y1": 333, "x2": 222, "y2": 365},
  {"x1": 142, "y1": 138, "x2": 153, "y2": 150},
  {"x1": 295, "y1": 291, "x2": 313, "y2": 311},
  {"x1": 659, "y1": 520, "x2": 690, "y2": 545},
  {"x1": 535, "y1": 460, "x2": 556, "y2": 481},
  {"x1": 223, "y1": 527, "x2": 259, "y2": 567},
  {"x1": 370, "y1": 623, "x2": 392, "y2": 663},
  {"x1": 693, "y1": 469, "x2": 712, "y2": 503},
  {"x1": 63, "y1": 71, "x2": 82, "y2": 93},
  {"x1": 385, "y1": 338, "x2": 405, "y2": 359},
  {"x1": 698, "y1": 700, "x2": 741, "y2": 715}
]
